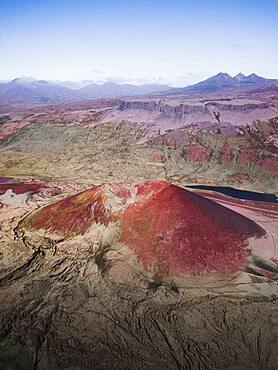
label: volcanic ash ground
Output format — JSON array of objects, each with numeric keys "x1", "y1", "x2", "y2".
[{"x1": 0, "y1": 180, "x2": 277, "y2": 369}]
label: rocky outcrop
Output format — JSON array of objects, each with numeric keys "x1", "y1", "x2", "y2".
[
  {"x1": 118, "y1": 100, "x2": 208, "y2": 118},
  {"x1": 187, "y1": 144, "x2": 212, "y2": 162},
  {"x1": 219, "y1": 140, "x2": 234, "y2": 164},
  {"x1": 151, "y1": 153, "x2": 165, "y2": 162},
  {"x1": 237, "y1": 149, "x2": 259, "y2": 165},
  {"x1": 0, "y1": 189, "x2": 31, "y2": 206},
  {"x1": 260, "y1": 157, "x2": 278, "y2": 172},
  {"x1": 118, "y1": 100, "x2": 272, "y2": 117},
  {"x1": 149, "y1": 119, "x2": 278, "y2": 185},
  {"x1": 164, "y1": 130, "x2": 188, "y2": 146},
  {"x1": 209, "y1": 101, "x2": 271, "y2": 111}
]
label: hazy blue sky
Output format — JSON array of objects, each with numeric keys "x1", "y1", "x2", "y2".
[{"x1": 0, "y1": 0, "x2": 277, "y2": 85}]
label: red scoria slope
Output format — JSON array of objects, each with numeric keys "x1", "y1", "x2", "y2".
[
  {"x1": 28, "y1": 185, "x2": 110, "y2": 236},
  {"x1": 22, "y1": 181, "x2": 265, "y2": 276},
  {"x1": 120, "y1": 181, "x2": 265, "y2": 276}
]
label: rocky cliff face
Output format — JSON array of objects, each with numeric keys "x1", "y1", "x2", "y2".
[
  {"x1": 119, "y1": 100, "x2": 209, "y2": 117},
  {"x1": 115, "y1": 97, "x2": 278, "y2": 130},
  {"x1": 119, "y1": 99, "x2": 272, "y2": 115}
]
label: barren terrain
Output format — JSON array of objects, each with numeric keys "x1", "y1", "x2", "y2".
[
  {"x1": 0, "y1": 178, "x2": 277, "y2": 369},
  {"x1": 0, "y1": 84, "x2": 277, "y2": 369}
]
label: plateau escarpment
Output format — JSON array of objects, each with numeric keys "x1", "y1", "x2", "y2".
[{"x1": 113, "y1": 96, "x2": 278, "y2": 132}]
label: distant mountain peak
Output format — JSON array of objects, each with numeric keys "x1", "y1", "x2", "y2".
[
  {"x1": 248, "y1": 73, "x2": 259, "y2": 78},
  {"x1": 160, "y1": 71, "x2": 277, "y2": 96},
  {"x1": 234, "y1": 72, "x2": 245, "y2": 81},
  {"x1": 214, "y1": 72, "x2": 233, "y2": 80},
  {"x1": 216, "y1": 72, "x2": 231, "y2": 77},
  {"x1": 203, "y1": 73, "x2": 235, "y2": 85},
  {"x1": 12, "y1": 76, "x2": 36, "y2": 84},
  {"x1": 241, "y1": 73, "x2": 265, "y2": 83}
]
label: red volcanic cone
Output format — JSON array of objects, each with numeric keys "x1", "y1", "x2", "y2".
[
  {"x1": 24, "y1": 181, "x2": 265, "y2": 277},
  {"x1": 120, "y1": 182, "x2": 265, "y2": 276},
  {"x1": 28, "y1": 185, "x2": 110, "y2": 236}
]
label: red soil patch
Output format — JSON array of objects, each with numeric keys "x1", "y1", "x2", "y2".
[
  {"x1": 237, "y1": 150, "x2": 258, "y2": 165},
  {"x1": 28, "y1": 186, "x2": 110, "y2": 237},
  {"x1": 112, "y1": 183, "x2": 131, "y2": 199},
  {"x1": 228, "y1": 173, "x2": 250, "y2": 182},
  {"x1": 260, "y1": 157, "x2": 278, "y2": 173},
  {"x1": 164, "y1": 131, "x2": 186, "y2": 146},
  {"x1": 0, "y1": 182, "x2": 43, "y2": 195},
  {"x1": 187, "y1": 145, "x2": 212, "y2": 162},
  {"x1": 121, "y1": 183, "x2": 265, "y2": 276},
  {"x1": 136, "y1": 180, "x2": 169, "y2": 197},
  {"x1": 219, "y1": 140, "x2": 233, "y2": 165},
  {"x1": 151, "y1": 154, "x2": 165, "y2": 162}
]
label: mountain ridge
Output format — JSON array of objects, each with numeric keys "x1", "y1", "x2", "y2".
[
  {"x1": 0, "y1": 78, "x2": 172, "y2": 105},
  {"x1": 0, "y1": 72, "x2": 277, "y2": 105},
  {"x1": 161, "y1": 72, "x2": 278, "y2": 96}
]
